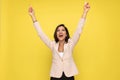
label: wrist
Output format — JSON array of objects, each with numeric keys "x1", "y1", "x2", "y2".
[
  {"x1": 30, "y1": 14, "x2": 37, "y2": 22},
  {"x1": 81, "y1": 11, "x2": 87, "y2": 19},
  {"x1": 30, "y1": 14, "x2": 35, "y2": 18},
  {"x1": 83, "y1": 10, "x2": 88, "y2": 14},
  {"x1": 33, "y1": 20, "x2": 37, "y2": 23}
]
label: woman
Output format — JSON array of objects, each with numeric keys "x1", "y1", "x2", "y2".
[{"x1": 28, "y1": 2, "x2": 90, "y2": 80}]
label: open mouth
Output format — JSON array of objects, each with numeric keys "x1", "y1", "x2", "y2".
[{"x1": 59, "y1": 34, "x2": 63, "y2": 37}]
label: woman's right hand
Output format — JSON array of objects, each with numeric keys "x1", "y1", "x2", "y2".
[{"x1": 28, "y1": 6, "x2": 35, "y2": 16}]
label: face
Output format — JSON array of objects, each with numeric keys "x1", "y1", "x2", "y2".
[{"x1": 56, "y1": 26, "x2": 67, "y2": 41}]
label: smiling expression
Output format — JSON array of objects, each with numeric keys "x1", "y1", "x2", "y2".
[{"x1": 56, "y1": 26, "x2": 67, "y2": 41}]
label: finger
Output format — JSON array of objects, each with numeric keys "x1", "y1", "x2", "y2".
[
  {"x1": 86, "y1": 3, "x2": 90, "y2": 8},
  {"x1": 30, "y1": 7, "x2": 33, "y2": 12},
  {"x1": 85, "y1": 2, "x2": 88, "y2": 5},
  {"x1": 84, "y1": 2, "x2": 87, "y2": 6},
  {"x1": 87, "y1": 4, "x2": 90, "y2": 8}
]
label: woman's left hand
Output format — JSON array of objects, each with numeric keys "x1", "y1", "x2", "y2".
[{"x1": 84, "y1": 2, "x2": 90, "y2": 13}]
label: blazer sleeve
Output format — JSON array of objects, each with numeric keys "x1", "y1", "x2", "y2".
[
  {"x1": 33, "y1": 21, "x2": 53, "y2": 50},
  {"x1": 71, "y1": 18, "x2": 86, "y2": 48}
]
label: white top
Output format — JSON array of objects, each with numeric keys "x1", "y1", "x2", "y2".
[{"x1": 59, "y1": 52, "x2": 64, "y2": 58}]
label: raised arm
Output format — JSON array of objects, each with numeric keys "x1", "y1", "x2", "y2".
[
  {"x1": 71, "y1": 2, "x2": 90, "y2": 47},
  {"x1": 28, "y1": 6, "x2": 53, "y2": 50}
]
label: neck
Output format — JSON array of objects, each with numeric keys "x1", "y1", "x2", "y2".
[{"x1": 59, "y1": 40, "x2": 65, "y2": 45}]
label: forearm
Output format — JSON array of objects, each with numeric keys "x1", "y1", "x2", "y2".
[
  {"x1": 33, "y1": 21, "x2": 53, "y2": 50},
  {"x1": 81, "y1": 11, "x2": 88, "y2": 19},
  {"x1": 71, "y1": 4, "x2": 90, "y2": 46},
  {"x1": 71, "y1": 10, "x2": 88, "y2": 46}
]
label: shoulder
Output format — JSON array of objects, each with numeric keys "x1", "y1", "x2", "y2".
[
  {"x1": 51, "y1": 40, "x2": 56, "y2": 45},
  {"x1": 68, "y1": 38, "x2": 72, "y2": 43},
  {"x1": 67, "y1": 38, "x2": 73, "y2": 45}
]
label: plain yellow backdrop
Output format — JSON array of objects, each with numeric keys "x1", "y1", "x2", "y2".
[{"x1": 0, "y1": 0, "x2": 120, "y2": 80}]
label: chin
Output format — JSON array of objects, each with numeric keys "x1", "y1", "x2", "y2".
[{"x1": 58, "y1": 38, "x2": 65, "y2": 41}]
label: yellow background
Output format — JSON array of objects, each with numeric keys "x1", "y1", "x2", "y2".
[{"x1": 0, "y1": 0, "x2": 120, "y2": 80}]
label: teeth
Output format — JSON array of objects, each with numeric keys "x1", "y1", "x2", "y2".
[{"x1": 59, "y1": 35, "x2": 63, "y2": 37}]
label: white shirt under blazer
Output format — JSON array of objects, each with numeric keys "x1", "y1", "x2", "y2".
[{"x1": 33, "y1": 18, "x2": 85, "y2": 78}]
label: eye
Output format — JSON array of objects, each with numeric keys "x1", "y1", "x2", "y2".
[
  {"x1": 62, "y1": 29, "x2": 65, "y2": 31},
  {"x1": 57, "y1": 29, "x2": 60, "y2": 32}
]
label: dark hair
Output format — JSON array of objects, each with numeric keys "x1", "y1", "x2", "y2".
[{"x1": 54, "y1": 24, "x2": 70, "y2": 43}]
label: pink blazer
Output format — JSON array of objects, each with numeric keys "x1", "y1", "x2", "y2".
[{"x1": 33, "y1": 18, "x2": 85, "y2": 78}]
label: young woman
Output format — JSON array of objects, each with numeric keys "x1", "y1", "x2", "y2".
[{"x1": 28, "y1": 2, "x2": 90, "y2": 80}]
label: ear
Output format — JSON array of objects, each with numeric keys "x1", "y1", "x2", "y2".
[{"x1": 66, "y1": 34, "x2": 67, "y2": 37}]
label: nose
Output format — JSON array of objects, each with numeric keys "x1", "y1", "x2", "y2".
[{"x1": 60, "y1": 31, "x2": 64, "y2": 34}]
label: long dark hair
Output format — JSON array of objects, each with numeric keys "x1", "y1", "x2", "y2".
[{"x1": 54, "y1": 24, "x2": 70, "y2": 43}]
